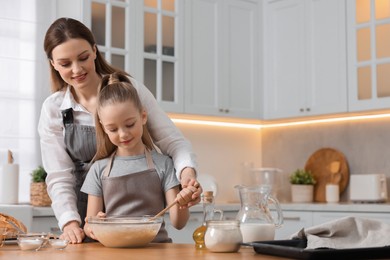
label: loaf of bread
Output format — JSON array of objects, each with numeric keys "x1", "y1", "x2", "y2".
[{"x1": 0, "y1": 213, "x2": 27, "y2": 237}]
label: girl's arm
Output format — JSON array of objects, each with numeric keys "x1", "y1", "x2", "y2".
[
  {"x1": 166, "y1": 185, "x2": 199, "y2": 229},
  {"x1": 84, "y1": 195, "x2": 104, "y2": 239}
]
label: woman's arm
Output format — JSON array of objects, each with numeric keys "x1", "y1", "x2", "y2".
[{"x1": 38, "y1": 96, "x2": 81, "y2": 230}]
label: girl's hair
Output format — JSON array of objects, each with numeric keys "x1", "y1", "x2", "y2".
[
  {"x1": 43, "y1": 17, "x2": 128, "y2": 93},
  {"x1": 93, "y1": 72, "x2": 155, "y2": 161}
]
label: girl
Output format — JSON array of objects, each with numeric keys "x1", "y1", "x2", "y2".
[
  {"x1": 38, "y1": 17, "x2": 201, "y2": 243},
  {"x1": 81, "y1": 72, "x2": 196, "y2": 242}
]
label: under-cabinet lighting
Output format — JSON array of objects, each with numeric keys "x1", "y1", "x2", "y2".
[
  {"x1": 171, "y1": 118, "x2": 261, "y2": 129},
  {"x1": 170, "y1": 113, "x2": 390, "y2": 129}
]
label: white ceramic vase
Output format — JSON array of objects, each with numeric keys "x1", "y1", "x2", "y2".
[{"x1": 291, "y1": 184, "x2": 314, "y2": 203}]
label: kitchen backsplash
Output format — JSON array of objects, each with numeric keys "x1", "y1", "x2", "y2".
[
  {"x1": 175, "y1": 122, "x2": 262, "y2": 203},
  {"x1": 176, "y1": 117, "x2": 390, "y2": 203},
  {"x1": 261, "y1": 118, "x2": 390, "y2": 202}
]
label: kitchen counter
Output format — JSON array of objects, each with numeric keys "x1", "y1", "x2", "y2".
[
  {"x1": 0, "y1": 242, "x2": 286, "y2": 260},
  {"x1": 2, "y1": 202, "x2": 390, "y2": 219}
]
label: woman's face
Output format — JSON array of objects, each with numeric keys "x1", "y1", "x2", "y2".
[
  {"x1": 99, "y1": 100, "x2": 147, "y2": 156},
  {"x1": 50, "y1": 38, "x2": 97, "y2": 91}
]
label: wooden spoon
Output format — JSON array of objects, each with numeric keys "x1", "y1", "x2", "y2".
[{"x1": 149, "y1": 200, "x2": 178, "y2": 221}]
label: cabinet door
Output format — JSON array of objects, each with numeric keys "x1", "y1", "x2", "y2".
[
  {"x1": 275, "y1": 211, "x2": 312, "y2": 240},
  {"x1": 220, "y1": 0, "x2": 261, "y2": 118},
  {"x1": 306, "y1": 0, "x2": 347, "y2": 115},
  {"x1": 164, "y1": 212, "x2": 203, "y2": 244},
  {"x1": 184, "y1": 0, "x2": 260, "y2": 118},
  {"x1": 347, "y1": 0, "x2": 390, "y2": 111},
  {"x1": 264, "y1": 0, "x2": 347, "y2": 119},
  {"x1": 184, "y1": 0, "x2": 222, "y2": 116},
  {"x1": 264, "y1": 0, "x2": 306, "y2": 119}
]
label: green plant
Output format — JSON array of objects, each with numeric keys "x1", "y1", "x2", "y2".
[
  {"x1": 31, "y1": 166, "x2": 47, "y2": 183},
  {"x1": 290, "y1": 169, "x2": 316, "y2": 185}
]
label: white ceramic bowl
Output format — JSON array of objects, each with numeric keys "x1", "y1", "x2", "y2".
[
  {"x1": 49, "y1": 238, "x2": 69, "y2": 250},
  {"x1": 88, "y1": 216, "x2": 163, "y2": 248},
  {"x1": 17, "y1": 234, "x2": 45, "y2": 251}
]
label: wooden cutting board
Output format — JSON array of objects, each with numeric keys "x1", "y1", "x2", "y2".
[{"x1": 304, "y1": 148, "x2": 349, "y2": 202}]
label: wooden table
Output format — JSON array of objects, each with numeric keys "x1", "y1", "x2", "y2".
[{"x1": 0, "y1": 242, "x2": 292, "y2": 259}]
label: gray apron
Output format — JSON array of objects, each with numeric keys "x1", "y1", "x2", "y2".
[
  {"x1": 62, "y1": 108, "x2": 96, "y2": 228},
  {"x1": 102, "y1": 149, "x2": 171, "y2": 243}
]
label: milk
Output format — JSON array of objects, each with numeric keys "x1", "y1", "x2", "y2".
[{"x1": 240, "y1": 223, "x2": 275, "y2": 243}]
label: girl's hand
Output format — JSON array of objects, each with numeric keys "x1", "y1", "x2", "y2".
[
  {"x1": 176, "y1": 184, "x2": 202, "y2": 209},
  {"x1": 180, "y1": 168, "x2": 203, "y2": 207},
  {"x1": 60, "y1": 220, "x2": 85, "y2": 244},
  {"x1": 84, "y1": 211, "x2": 106, "y2": 240}
]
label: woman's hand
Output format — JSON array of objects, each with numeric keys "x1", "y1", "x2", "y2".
[
  {"x1": 60, "y1": 220, "x2": 85, "y2": 244},
  {"x1": 180, "y1": 167, "x2": 203, "y2": 207}
]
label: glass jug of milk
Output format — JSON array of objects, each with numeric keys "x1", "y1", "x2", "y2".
[{"x1": 235, "y1": 184, "x2": 283, "y2": 243}]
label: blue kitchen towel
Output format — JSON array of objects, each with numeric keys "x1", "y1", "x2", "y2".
[{"x1": 290, "y1": 216, "x2": 390, "y2": 249}]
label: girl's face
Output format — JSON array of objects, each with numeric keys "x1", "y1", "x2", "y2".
[
  {"x1": 99, "y1": 100, "x2": 147, "y2": 156},
  {"x1": 50, "y1": 38, "x2": 98, "y2": 91}
]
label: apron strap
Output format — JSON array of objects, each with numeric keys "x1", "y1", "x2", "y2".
[
  {"x1": 103, "y1": 151, "x2": 116, "y2": 177},
  {"x1": 61, "y1": 108, "x2": 74, "y2": 125},
  {"x1": 145, "y1": 148, "x2": 155, "y2": 170},
  {"x1": 103, "y1": 148, "x2": 155, "y2": 177}
]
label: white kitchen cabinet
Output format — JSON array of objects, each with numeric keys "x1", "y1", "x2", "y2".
[
  {"x1": 263, "y1": 0, "x2": 347, "y2": 120},
  {"x1": 184, "y1": 0, "x2": 261, "y2": 119},
  {"x1": 347, "y1": 0, "x2": 390, "y2": 112},
  {"x1": 31, "y1": 216, "x2": 60, "y2": 234},
  {"x1": 275, "y1": 210, "x2": 312, "y2": 239}
]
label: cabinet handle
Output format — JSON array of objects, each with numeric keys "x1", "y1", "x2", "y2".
[
  {"x1": 224, "y1": 109, "x2": 229, "y2": 113},
  {"x1": 219, "y1": 108, "x2": 223, "y2": 112},
  {"x1": 283, "y1": 217, "x2": 301, "y2": 221},
  {"x1": 299, "y1": 108, "x2": 304, "y2": 112},
  {"x1": 306, "y1": 108, "x2": 310, "y2": 112}
]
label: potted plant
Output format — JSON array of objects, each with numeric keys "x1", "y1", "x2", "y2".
[
  {"x1": 30, "y1": 166, "x2": 51, "y2": 207},
  {"x1": 290, "y1": 169, "x2": 316, "y2": 203}
]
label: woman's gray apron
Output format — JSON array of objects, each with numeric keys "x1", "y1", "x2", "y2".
[
  {"x1": 102, "y1": 149, "x2": 171, "y2": 243},
  {"x1": 62, "y1": 108, "x2": 96, "y2": 228}
]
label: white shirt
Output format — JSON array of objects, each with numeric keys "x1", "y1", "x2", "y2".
[{"x1": 38, "y1": 77, "x2": 197, "y2": 230}]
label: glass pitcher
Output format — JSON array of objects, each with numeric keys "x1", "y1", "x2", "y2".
[{"x1": 235, "y1": 184, "x2": 283, "y2": 243}]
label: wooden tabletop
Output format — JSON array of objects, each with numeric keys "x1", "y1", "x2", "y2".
[{"x1": 0, "y1": 242, "x2": 292, "y2": 260}]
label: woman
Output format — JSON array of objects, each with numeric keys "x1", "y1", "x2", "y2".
[{"x1": 38, "y1": 17, "x2": 201, "y2": 244}]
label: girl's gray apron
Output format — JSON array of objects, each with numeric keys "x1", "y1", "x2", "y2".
[
  {"x1": 101, "y1": 149, "x2": 171, "y2": 243},
  {"x1": 62, "y1": 108, "x2": 96, "y2": 228}
]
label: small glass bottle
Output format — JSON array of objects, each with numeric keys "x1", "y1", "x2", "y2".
[{"x1": 192, "y1": 191, "x2": 222, "y2": 249}]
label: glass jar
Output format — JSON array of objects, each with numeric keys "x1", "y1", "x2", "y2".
[
  {"x1": 192, "y1": 191, "x2": 223, "y2": 249},
  {"x1": 204, "y1": 220, "x2": 242, "y2": 253}
]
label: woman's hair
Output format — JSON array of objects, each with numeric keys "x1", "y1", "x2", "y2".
[
  {"x1": 93, "y1": 72, "x2": 155, "y2": 161},
  {"x1": 43, "y1": 17, "x2": 128, "y2": 93}
]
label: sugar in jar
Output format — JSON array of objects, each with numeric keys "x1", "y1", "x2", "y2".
[{"x1": 204, "y1": 220, "x2": 242, "y2": 253}]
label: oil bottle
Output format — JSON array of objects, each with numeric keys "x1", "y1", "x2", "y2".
[{"x1": 192, "y1": 191, "x2": 223, "y2": 249}]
